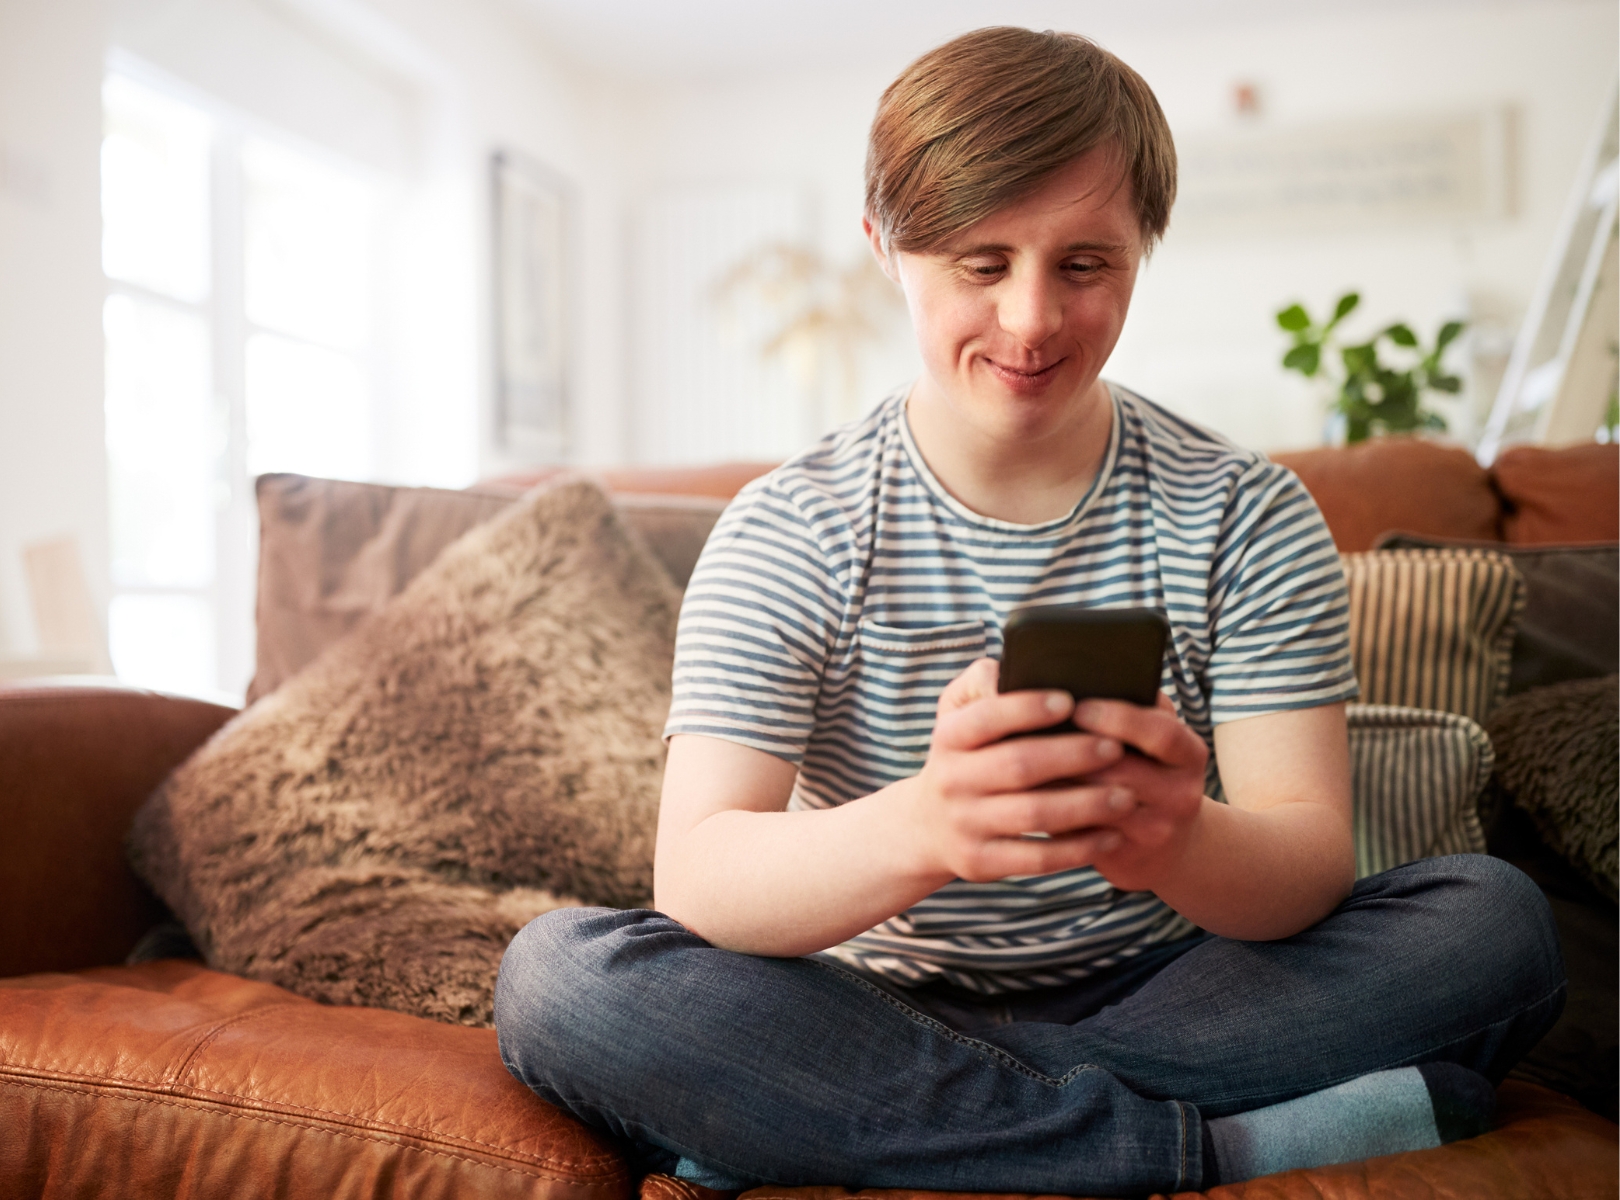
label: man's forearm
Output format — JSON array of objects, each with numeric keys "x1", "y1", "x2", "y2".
[
  {"x1": 1150, "y1": 797, "x2": 1354, "y2": 941},
  {"x1": 654, "y1": 778, "x2": 953, "y2": 957}
]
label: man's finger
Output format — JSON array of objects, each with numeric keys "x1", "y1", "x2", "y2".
[
  {"x1": 962, "y1": 784, "x2": 1136, "y2": 838},
  {"x1": 951, "y1": 730, "x2": 1124, "y2": 794},
  {"x1": 1072, "y1": 697, "x2": 1206, "y2": 768},
  {"x1": 962, "y1": 826, "x2": 1125, "y2": 881},
  {"x1": 935, "y1": 687, "x2": 1075, "y2": 750}
]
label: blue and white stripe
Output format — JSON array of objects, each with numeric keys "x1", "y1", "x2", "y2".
[{"x1": 665, "y1": 384, "x2": 1358, "y2": 993}]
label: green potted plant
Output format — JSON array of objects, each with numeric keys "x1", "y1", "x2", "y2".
[{"x1": 1276, "y1": 292, "x2": 1464, "y2": 443}]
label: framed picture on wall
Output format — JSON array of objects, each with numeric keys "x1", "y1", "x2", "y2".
[{"x1": 492, "y1": 150, "x2": 570, "y2": 460}]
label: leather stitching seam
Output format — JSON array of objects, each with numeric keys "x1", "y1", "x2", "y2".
[
  {"x1": 0, "y1": 1066, "x2": 624, "y2": 1174},
  {"x1": 168, "y1": 1003, "x2": 300, "y2": 1088},
  {"x1": 0, "y1": 1074, "x2": 632, "y2": 1186}
]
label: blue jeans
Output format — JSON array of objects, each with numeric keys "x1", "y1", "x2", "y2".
[{"x1": 494, "y1": 855, "x2": 1564, "y2": 1196}]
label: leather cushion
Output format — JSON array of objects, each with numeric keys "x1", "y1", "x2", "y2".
[
  {"x1": 1493, "y1": 442, "x2": 1619, "y2": 546},
  {"x1": 0, "y1": 687, "x2": 236, "y2": 979},
  {"x1": 485, "y1": 462, "x2": 776, "y2": 502},
  {"x1": 0, "y1": 960, "x2": 631, "y2": 1200},
  {"x1": 5, "y1": 963, "x2": 1615, "y2": 1200},
  {"x1": 1271, "y1": 439, "x2": 1502, "y2": 552}
]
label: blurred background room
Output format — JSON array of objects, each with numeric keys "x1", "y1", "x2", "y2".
[{"x1": 1, "y1": 0, "x2": 1615, "y2": 702}]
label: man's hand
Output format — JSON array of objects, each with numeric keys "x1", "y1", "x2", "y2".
[
  {"x1": 1064, "y1": 694, "x2": 1210, "y2": 892},
  {"x1": 906, "y1": 658, "x2": 1142, "y2": 882}
]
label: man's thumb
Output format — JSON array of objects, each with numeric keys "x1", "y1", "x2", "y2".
[{"x1": 940, "y1": 657, "x2": 1000, "y2": 711}]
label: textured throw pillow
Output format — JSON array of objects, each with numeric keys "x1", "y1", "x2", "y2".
[
  {"x1": 1347, "y1": 705, "x2": 1491, "y2": 879},
  {"x1": 1341, "y1": 547, "x2": 1525, "y2": 722},
  {"x1": 1485, "y1": 676, "x2": 1619, "y2": 901},
  {"x1": 1375, "y1": 533, "x2": 1619, "y2": 696},
  {"x1": 249, "y1": 472, "x2": 724, "y2": 701},
  {"x1": 129, "y1": 478, "x2": 680, "y2": 1025}
]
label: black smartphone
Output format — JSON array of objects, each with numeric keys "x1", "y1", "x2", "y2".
[{"x1": 997, "y1": 605, "x2": 1169, "y2": 733}]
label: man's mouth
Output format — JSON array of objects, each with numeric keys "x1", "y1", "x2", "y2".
[{"x1": 984, "y1": 357, "x2": 1066, "y2": 391}]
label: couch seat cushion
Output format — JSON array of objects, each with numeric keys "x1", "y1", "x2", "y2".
[{"x1": 0, "y1": 960, "x2": 632, "y2": 1200}]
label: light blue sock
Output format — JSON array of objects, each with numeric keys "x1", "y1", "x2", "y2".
[
  {"x1": 674, "y1": 1154, "x2": 758, "y2": 1191},
  {"x1": 1202, "y1": 1063, "x2": 1494, "y2": 1186}
]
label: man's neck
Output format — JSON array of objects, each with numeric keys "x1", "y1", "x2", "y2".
[{"x1": 904, "y1": 378, "x2": 1115, "y2": 525}]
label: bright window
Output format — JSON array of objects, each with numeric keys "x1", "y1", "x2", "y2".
[{"x1": 102, "y1": 70, "x2": 385, "y2": 700}]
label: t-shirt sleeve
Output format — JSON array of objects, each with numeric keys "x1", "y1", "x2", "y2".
[
  {"x1": 1202, "y1": 460, "x2": 1359, "y2": 721},
  {"x1": 662, "y1": 478, "x2": 844, "y2": 763}
]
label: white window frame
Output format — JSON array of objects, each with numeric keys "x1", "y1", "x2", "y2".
[{"x1": 104, "y1": 51, "x2": 390, "y2": 699}]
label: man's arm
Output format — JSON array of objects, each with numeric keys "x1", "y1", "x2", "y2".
[{"x1": 654, "y1": 661, "x2": 1136, "y2": 956}]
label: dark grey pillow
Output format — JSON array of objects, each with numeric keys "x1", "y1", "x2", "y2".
[{"x1": 1375, "y1": 533, "x2": 1618, "y2": 694}]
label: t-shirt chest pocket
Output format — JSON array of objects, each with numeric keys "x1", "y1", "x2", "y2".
[{"x1": 855, "y1": 619, "x2": 987, "y2": 742}]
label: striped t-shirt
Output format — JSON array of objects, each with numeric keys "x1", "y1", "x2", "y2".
[{"x1": 664, "y1": 384, "x2": 1358, "y2": 993}]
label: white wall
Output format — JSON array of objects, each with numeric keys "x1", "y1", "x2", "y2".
[
  {"x1": 612, "y1": 1, "x2": 1617, "y2": 456},
  {"x1": 0, "y1": 0, "x2": 108, "y2": 661},
  {"x1": 1107, "y1": 0, "x2": 1618, "y2": 451},
  {"x1": 330, "y1": 0, "x2": 629, "y2": 480}
]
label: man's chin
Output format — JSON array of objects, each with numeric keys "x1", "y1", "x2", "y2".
[{"x1": 967, "y1": 372, "x2": 1099, "y2": 433}]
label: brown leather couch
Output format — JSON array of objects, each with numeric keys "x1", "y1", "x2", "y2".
[{"x1": 4, "y1": 438, "x2": 1617, "y2": 1200}]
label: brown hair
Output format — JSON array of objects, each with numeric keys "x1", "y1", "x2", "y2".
[{"x1": 864, "y1": 27, "x2": 1176, "y2": 253}]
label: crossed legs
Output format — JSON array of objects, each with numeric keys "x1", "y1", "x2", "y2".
[{"x1": 494, "y1": 855, "x2": 1564, "y2": 1196}]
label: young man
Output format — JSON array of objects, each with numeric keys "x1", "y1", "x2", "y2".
[{"x1": 495, "y1": 28, "x2": 1564, "y2": 1197}]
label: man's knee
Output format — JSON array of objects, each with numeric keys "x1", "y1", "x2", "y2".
[
  {"x1": 494, "y1": 906, "x2": 662, "y2": 1094},
  {"x1": 1376, "y1": 854, "x2": 1565, "y2": 999}
]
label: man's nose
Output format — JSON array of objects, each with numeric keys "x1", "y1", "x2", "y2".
[{"x1": 997, "y1": 270, "x2": 1064, "y2": 350}]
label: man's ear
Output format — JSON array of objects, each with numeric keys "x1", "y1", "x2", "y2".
[{"x1": 862, "y1": 215, "x2": 901, "y2": 286}]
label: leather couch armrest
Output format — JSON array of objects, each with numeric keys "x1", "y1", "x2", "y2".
[{"x1": 0, "y1": 686, "x2": 236, "y2": 977}]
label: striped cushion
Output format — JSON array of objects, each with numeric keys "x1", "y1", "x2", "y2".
[
  {"x1": 1341, "y1": 548, "x2": 1525, "y2": 722},
  {"x1": 1348, "y1": 704, "x2": 1492, "y2": 878}
]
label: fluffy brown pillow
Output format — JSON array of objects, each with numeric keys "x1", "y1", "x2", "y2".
[
  {"x1": 128, "y1": 478, "x2": 679, "y2": 1025},
  {"x1": 1486, "y1": 675, "x2": 1619, "y2": 902}
]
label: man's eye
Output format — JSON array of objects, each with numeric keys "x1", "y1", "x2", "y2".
[
  {"x1": 965, "y1": 262, "x2": 1004, "y2": 277},
  {"x1": 1065, "y1": 260, "x2": 1102, "y2": 276}
]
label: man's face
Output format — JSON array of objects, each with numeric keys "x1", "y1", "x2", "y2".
[{"x1": 871, "y1": 147, "x2": 1146, "y2": 445}]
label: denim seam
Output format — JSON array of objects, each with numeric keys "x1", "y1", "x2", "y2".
[
  {"x1": 809, "y1": 959, "x2": 1103, "y2": 1087},
  {"x1": 1176, "y1": 1098, "x2": 1190, "y2": 1190}
]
